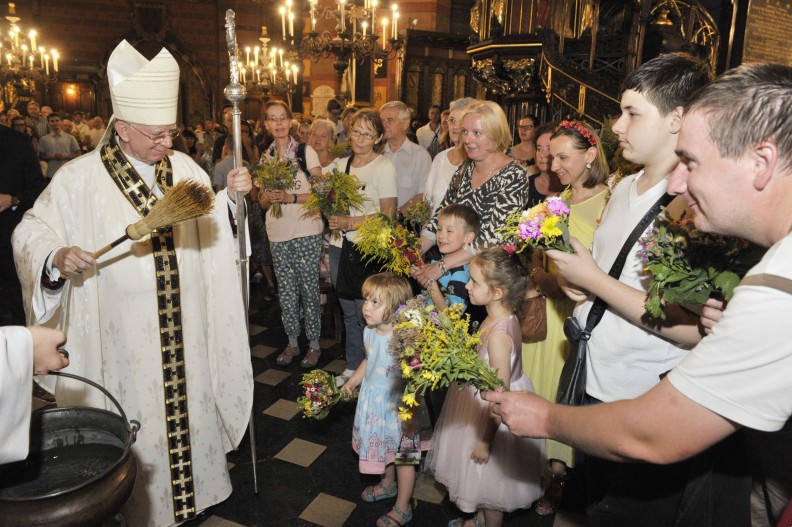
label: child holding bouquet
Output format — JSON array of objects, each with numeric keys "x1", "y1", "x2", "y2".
[
  {"x1": 340, "y1": 273, "x2": 426, "y2": 527},
  {"x1": 411, "y1": 204, "x2": 479, "y2": 311},
  {"x1": 426, "y1": 247, "x2": 543, "y2": 527}
]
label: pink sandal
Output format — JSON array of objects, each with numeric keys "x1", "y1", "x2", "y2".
[{"x1": 376, "y1": 505, "x2": 412, "y2": 526}]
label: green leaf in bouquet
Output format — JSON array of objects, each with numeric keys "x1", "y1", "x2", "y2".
[{"x1": 713, "y1": 270, "x2": 741, "y2": 300}]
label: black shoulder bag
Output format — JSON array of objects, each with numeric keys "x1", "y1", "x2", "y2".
[{"x1": 556, "y1": 192, "x2": 674, "y2": 406}]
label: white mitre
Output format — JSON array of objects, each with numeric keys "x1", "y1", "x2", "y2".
[{"x1": 108, "y1": 40, "x2": 180, "y2": 125}]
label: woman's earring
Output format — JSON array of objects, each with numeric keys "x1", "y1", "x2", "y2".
[{"x1": 586, "y1": 162, "x2": 592, "y2": 169}]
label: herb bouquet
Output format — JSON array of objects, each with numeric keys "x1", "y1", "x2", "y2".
[
  {"x1": 388, "y1": 296, "x2": 505, "y2": 421},
  {"x1": 402, "y1": 199, "x2": 433, "y2": 232},
  {"x1": 303, "y1": 168, "x2": 367, "y2": 239},
  {"x1": 354, "y1": 213, "x2": 423, "y2": 276},
  {"x1": 296, "y1": 369, "x2": 357, "y2": 420},
  {"x1": 252, "y1": 152, "x2": 298, "y2": 218},
  {"x1": 500, "y1": 189, "x2": 574, "y2": 253},
  {"x1": 638, "y1": 212, "x2": 759, "y2": 319}
]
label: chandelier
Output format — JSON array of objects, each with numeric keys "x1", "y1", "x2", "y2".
[
  {"x1": 297, "y1": 0, "x2": 404, "y2": 72},
  {"x1": 241, "y1": 25, "x2": 300, "y2": 104},
  {"x1": 0, "y1": 2, "x2": 59, "y2": 88}
]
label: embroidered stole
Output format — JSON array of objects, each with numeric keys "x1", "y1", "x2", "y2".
[{"x1": 100, "y1": 137, "x2": 197, "y2": 523}]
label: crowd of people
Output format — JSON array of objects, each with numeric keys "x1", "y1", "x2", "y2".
[{"x1": 4, "y1": 42, "x2": 792, "y2": 527}]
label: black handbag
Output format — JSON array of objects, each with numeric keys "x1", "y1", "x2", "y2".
[
  {"x1": 335, "y1": 236, "x2": 380, "y2": 299},
  {"x1": 556, "y1": 192, "x2": 674, "y2": 406}
]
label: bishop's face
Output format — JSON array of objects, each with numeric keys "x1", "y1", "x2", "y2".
[{"x1": 116, "y1": 120, "x2": 177, "y2": 164}]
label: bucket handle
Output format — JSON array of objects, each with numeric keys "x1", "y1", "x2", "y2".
[{"x1": 46, "y1": 370, "x2": 141, "y2": 441}]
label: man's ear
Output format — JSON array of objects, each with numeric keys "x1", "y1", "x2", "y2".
[
  {"x1": 752, "y1": 141, "x2": 779, "y2": 191},
  {"x1": 668, "y1": 106, "x2": 684, "y2": 134},
  {"x1": 114, "y1": 121, "x2": 129, "y2": 141}
]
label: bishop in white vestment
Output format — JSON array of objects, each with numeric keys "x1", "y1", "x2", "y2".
[{"x1": 12, "y1": 41, "x2": 254, "y2": 527}]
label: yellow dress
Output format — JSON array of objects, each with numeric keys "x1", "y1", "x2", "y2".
[{"x1": 522, "y1": 189, "x2": 608, "y2": 466}]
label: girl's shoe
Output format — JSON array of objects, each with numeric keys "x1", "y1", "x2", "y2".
[
  {"x1": 535, "y1": 467, "x2": 567, "y2": 516},
  {"x1": 448, "y1": 516, "x2": 484, "y2": 527},
  {"x1": 376, "y1": 505, "x2": 412, "y2": 526},
  {"x1": 361, "y1": 481, "x2": 397, "y2": 502}
]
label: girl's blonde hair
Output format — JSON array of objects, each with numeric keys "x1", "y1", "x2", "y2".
[
  {"x1": 361, "y1": 273, "x2": 414, "y2": 320},
  {"x1": 470, "y1": 247, "x2": 530, "y2": 312}
]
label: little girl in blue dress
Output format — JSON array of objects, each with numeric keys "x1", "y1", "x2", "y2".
[{"x1": 341, "y1": 273, "x2": 425, "y2": 527}]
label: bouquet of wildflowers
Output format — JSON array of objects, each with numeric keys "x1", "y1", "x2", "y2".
[
  {"x1": 388, "y1": 296, "x2": 505, "y2": 421},
  {"x1": 500, "y1": 189, "x2": 574, "y2": 253},
  {"x1": 638, "y1": 212, "x2": 759, "y2": 319},
  {"x1": 303, "y1": 168, "x2": 367, "y2": 239},
  {"x1": 252, "y1": 151, "x2": 299, "y2": 218},
  {"x1": 402, "y1": 199, "x2": 433, "y2": 230},
  {"x1": 329, "y1": 141, "x2": 350, "y2": 158},
  {"x1": 354, "y1": 213, "x2": 423, "y2": 276},
  {"x1": 296, "y1": 369, "x2": 357, "y2": 420}
]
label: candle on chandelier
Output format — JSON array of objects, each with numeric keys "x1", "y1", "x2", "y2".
[
  {"x1": 280, "y1": 6, "x2": 287, "y2": 39},
  {"x1": 291, "y1": 64, "x2": 298, "y2": 85},
  {"x1": 288, "y1": 12, "x2": 294, "y2": 38},
  {"x1": 5, "y1": 54, "x2": 11, "y2": 67},
  {"x1": 28, "y1": 55, "x2": 34, "y2": 69},
  {"x1": 254, "y1": 46, "x2": 260, "y2": 68},
  {"x1": 392, "y1": 5, "x2": 398, "y2": 40},
  {"x1": 371, "y1": 0, "x2": 377, "y2": 29},
  {"x1": 52, "y1": 50, "x2": 58, "y2": 72},
  {"x1": 362, "y1": 21, "x2": 367, "y2": 37},
  {"x1": 241, "y1": 67, "x2": 247, "y2": 84},
  {"x1": 309, "y1": 0, "x2": 316, "y2": 31},
  {"x1": 339, "y1": 0, "x2": 346, "y2": 33},
  {"x1": 29, "y1": 30, "x2": 37, "y2": 52},
  {"x1": 278, "y1": 48, "x2": 284, "y2": 69},
  {"x1": 245, "y1": 47, "x2": 251, "y2": 66},
  {"x1": 39, "y1": 48, "x2": 45, "y2": 68},
  {"x1": 44, "y1": 54, "x2": 49, "y2": 75}
]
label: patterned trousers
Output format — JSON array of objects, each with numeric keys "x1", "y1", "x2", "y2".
[{"x1": 270, "y1": 234, "x2": 323, "y2": 341}]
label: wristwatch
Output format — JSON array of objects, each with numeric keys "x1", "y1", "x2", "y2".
[{"x1": 10, "y1": 195, "x2": 20, "y2": 212}]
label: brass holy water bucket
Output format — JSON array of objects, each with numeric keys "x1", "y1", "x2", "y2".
[{"x1": 0, "y1": 371, "x2": 140, "y2": 526}]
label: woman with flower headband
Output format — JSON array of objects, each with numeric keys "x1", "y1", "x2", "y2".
[
  {"x1": 522, "y1": 119, "x2": 610, "y2": 515},
  {"x1": 416, "y1": 101, "x2": 529, "y2": 307},
  {"x1": 258, "y1": 100, "x2": 326, "y2": 368}
]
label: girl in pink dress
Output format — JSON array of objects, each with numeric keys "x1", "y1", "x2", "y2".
[{"x1": 426, "y1": 247, "x2": 544, "y2": 527}]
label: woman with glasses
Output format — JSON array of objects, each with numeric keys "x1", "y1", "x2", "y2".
[
  {"x1": 508, "y1": 114, "x2": 540, "y2": 175},
  {"x1": 423, "y1": 97, "x2": 477, "y2": 216},
  {"x1": 326, "y1": 109, "x2": 398, "y2": 387},
  {"x1": 258, "y1": 100, "x2": 326, "y2": 369}
]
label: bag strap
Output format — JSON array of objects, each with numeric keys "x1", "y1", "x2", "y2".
[
  {"x1": 739, "y1": 273, "x2": 792, "y2": 294},
  {"x1": 584, "y1": 192, "x2": 675, "y2": 333},
  {"x1": 344, "y1": 152, "x2": 355, "y2": 174}
]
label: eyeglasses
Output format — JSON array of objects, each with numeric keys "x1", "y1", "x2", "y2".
[
  {"x1": 266, "y1": 115, "x2": 290, "y2": 123},
  {"x1": 518, "y1": 125, "x2": 535, "y2": 131},
  {"x1": 350, "y1": 129, "x2": 376, "y2": 141},
  {"x1": 128, "y1": 123, "x2": 180, "y2": 144}
]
